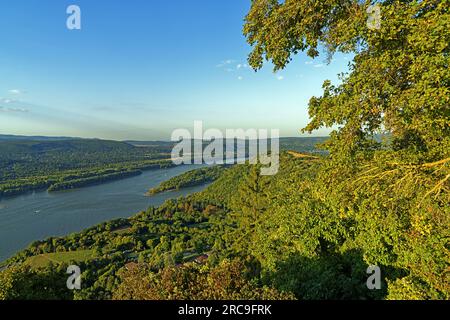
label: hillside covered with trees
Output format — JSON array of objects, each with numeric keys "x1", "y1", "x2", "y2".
[
  {"x1": 1, "y1": 148, "x2": 448, "y2": 299},
  {"x1": 0, "y1": 139, "x2": 174, "y2": 198}
]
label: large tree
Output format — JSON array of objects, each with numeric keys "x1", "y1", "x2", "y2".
[
  {"x1": 244, "y1": 0, "x2": 449, "y2": 299},
  {"x1": 245, "y1": 0, "x2": 449, "y2": 160}
]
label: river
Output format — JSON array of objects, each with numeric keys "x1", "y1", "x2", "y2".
[{"x1": 0, "y1": 164, "x2": 208, "y2": 262}]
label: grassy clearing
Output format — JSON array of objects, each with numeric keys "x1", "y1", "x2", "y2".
[
  {"x1": 111, "y1": 227, "x2": 131, "y2": 235},
  {"x1": 24, "y1": 249, "x2": 97, "y2": 269}
]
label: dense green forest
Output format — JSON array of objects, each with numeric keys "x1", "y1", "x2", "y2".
[
  {"x1": 147, "y1": 166, "x2": 227, "y2": 194},
  {"x1": 0, "y1": 136, "x2": 324, "y2": 198}
]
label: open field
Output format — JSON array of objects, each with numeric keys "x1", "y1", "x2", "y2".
[{"x1": 24, "y1": 250, "x2": 97, "y2": 269}]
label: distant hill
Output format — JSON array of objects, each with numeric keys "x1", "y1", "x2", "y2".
[
  {"x1": 0, "y1": 138, "x2": 167, "y2": 185},
  {"x1": 0, "y1": 134, "x2": 77, "y2": 141},
  {"x1": 1, "y1": 135, "x2": 329, "y2": 152},
  {"x1": 0, "y1": 139, "x2": 136, "y2": 155},
  {"x1": 127, "y1": 137, "x2": 329, "y2": 154},
  {"x1": 279, "y1": 137, "x2": 328, "y2": 153}
]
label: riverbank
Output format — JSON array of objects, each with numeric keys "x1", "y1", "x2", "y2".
[
  {"x1": 0, "y1": 159, "x2": 175, "y2": 200},
  {"x1": 0, "y1": 164, "x2": 208, "y2": 262}
]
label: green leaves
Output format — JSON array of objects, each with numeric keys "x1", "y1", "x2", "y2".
[
  {"x1": 244, "y1": 0, "x2": 365, "y2": 71},
  {"x1": 244, "y1": 0, "x2": 449, "y2": 299}
]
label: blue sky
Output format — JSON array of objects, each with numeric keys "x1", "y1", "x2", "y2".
[{"x1": 0, "y1": 0, "x2": 352, "y2": 140}]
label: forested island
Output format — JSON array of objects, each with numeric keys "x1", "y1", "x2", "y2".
[{"x1": 147, "y1": 165, "x2": 226, "y2": 195}]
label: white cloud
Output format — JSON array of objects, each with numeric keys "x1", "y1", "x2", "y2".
[
  {"x1": 216, "y1": 59, "x2": 236, "y2": 68},
  {"x1": 276, "y1": 75, "x2": 284, "y2": 81},
  {"x1": 0, "y1": 98, "x2": 29, "y2": 113},
  {"x1": 237, "y1": 63, "x2": 249, "y2": 70},
  {"x1": 8, "y1": 89, "x2": 22, "y2": 95},
  {"x1": 0, "y1": 98, "x2": 17, "y2": 104},
  {"x1": 305, "y1": 61, "x2": 325, "y2": 68},
  {"x1": 0, "y1": 106, "x2": 28, "y2": 113},
  {"x1": 217, "y1": 60, "x2": 250, "y2": 73},
  {"x1": 218, "y1": 60, "x2": 250, "y2": 80}
]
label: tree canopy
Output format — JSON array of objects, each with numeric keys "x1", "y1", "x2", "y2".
[
  {"x1": 244, "y1": 0, "x2": 449, "y2": 299},
  {"x1": 245, "y1": 0, "x2": 449, "y2": 159}
]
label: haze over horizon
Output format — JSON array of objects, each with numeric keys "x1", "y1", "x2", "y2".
[
  {"x1": 0, "y1": 0, "x2": 351, "y2": 140},
  {"x1": 0, "y1": 132, "x2": 331, "y2": 143}
]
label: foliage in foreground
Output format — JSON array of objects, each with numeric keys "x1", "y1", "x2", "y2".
[
  {"x1": 242, "y1": 0, "x2": 449, "y2": 299},
  {"x1": 113, "y1": 259, "x2": 294, "y2": 300},
  {"x1": 0, "y1": 0, "x2": 448, "y2": 300}
]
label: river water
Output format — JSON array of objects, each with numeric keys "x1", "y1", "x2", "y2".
[{"x1": 0, "y1": 164, "x2": 208, "y2": 262}]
